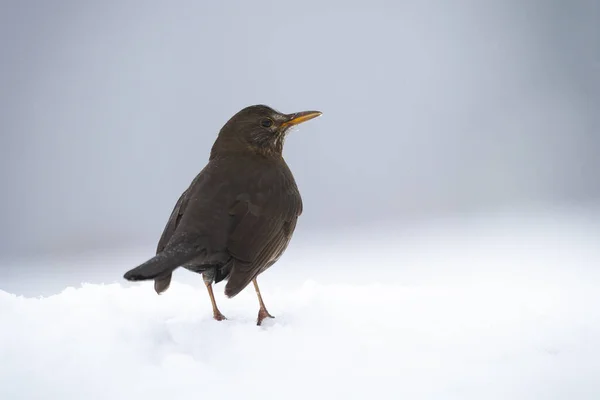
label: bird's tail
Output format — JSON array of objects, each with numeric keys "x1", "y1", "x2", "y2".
[{"x1": 123, "y1": 248, "x2": 197, "y2": 281}]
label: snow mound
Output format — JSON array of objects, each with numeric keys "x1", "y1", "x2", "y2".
[{"x1": 1, "y1": 279, "x2": 599, "y2": 399}]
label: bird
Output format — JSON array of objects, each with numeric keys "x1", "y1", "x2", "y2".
[{"x1": 123, "y1": 104, "x2": 322, "y2": 325}]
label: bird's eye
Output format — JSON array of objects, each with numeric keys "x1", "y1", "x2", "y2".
[{"x1": 260, "y1": 119, "x2": 274, "y2": 128}]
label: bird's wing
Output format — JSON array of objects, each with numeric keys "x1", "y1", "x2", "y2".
[
  {"x1": 152, "y1": 189, "x2": 189, "y2": 293},
  {"x1": 223, "y1": 169, "x2": 302, "y2": 297},
  {"x1": 124, "y1": 163, "x2": 228, "y2": 282},
  {"x1": 156, "y1": 189, "x2": 189, "y2": 254},
  {"x1": 125, "y1": 158, "x2": 301, "y2": 288}
]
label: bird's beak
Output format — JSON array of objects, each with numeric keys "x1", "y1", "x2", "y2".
[{"x1": 282, "y1": 110, "x2": 322, "y2": 128}]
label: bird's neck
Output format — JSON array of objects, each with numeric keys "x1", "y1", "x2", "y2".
[{"x1": 210, "y1": 136, "x2": 283, "y2": 161}]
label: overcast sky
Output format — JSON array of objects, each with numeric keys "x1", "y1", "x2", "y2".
[{"x1": 1, "y1": 0, "x2": 598, "y2": 258}]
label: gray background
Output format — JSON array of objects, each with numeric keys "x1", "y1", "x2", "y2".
[{"x1": 1, "y1": 0, "x2": 599, "y2": 261}]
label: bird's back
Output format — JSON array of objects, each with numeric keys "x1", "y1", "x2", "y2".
[{"x1": 160, "y1": 154, "x2": 301, "y2": 287}]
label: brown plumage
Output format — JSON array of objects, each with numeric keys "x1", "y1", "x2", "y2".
[{"x1": 123, "y1": 104, "x2": 322, "y2": 325}]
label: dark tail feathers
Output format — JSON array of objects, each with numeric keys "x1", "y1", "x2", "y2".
[
  {"x1": 124, "y1": 249, "x2": 197, "y2": 281},
  {"x1": 154, "y1": 273, "x2": 172, "y2": 294}
]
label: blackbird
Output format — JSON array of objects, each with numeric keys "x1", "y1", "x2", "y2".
[{"x1": 123, "y1": 104, "x2": 321, "y2": 325}]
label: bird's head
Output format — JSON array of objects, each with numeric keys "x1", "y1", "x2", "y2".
[{"x1": 211, "y1": 104, "x2": 322, "y2": 158}]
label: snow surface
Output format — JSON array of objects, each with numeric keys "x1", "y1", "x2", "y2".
[{"x1": 1, "y1": 208, "x2": 599, "y2": 399}]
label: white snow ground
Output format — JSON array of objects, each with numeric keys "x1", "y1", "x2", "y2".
[{"x1": 1, "y1": 208, "x2": 599, "y2": 399}]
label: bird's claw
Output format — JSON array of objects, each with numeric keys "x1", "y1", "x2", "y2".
[
  {"x1": 213, "y1": 312, "x2": 227, "y2": 321},
  {"x1": 257, "y1": 308, "x2": 275, "y2": 326}
]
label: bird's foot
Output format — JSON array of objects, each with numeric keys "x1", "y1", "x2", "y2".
[
  {"x1": 257, "y1": 308, "x2": 275, "y2": 326},
  {"x1": 213, "y1": 311, "x2": 227, "y2": 321}
]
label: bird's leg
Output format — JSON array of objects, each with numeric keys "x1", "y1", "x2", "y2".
[
  {"x1": 204, "y1": 281, "x2": 226, "y2": 321},
  {"x1": 253, "y1": 278, "x2": 274, "y2": 325}
]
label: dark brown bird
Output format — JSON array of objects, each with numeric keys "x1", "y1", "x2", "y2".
[{"x1": 123, "y1": 104, "x2": 321, "y2": 325}]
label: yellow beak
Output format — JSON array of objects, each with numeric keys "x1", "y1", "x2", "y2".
[{"x1": 283, "y1": 110, "x2": 323, "y2": 127}]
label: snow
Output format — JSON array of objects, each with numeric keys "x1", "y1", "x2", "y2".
[{"x1": 1, "y1": 208, "x2": 599, "y2": 399}]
